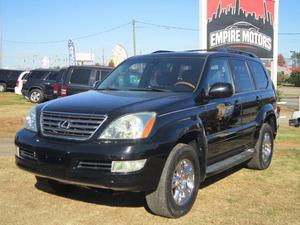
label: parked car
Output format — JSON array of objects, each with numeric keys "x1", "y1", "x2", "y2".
[
  {"x1": 22, "y1": 69, "x2": 59, "y2": 103},
  {"x1": 15, "y1": 71, "x2": 30, "y2": 95},
  {"x1": 54, "y1": 65, "x2": 113, "y2": 97},
  {"x1": 15, "y1": 49, "x2": 277, "y2": 218},
  {"x1": 289, "y1": 111, "x2": 300, "y2": 127},
  {"x1": 0, "y1": 69, "x2": 24, "y2": 92}
]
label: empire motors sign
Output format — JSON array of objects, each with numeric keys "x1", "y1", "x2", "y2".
[{"x1": 206, "y1": 0, "x2": 275, "y2": 58}]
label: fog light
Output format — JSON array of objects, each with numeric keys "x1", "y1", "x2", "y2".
[
  {"x1": 16, "y1": 147, "x2": 20, "y2": 157},
  {"x1": 111, "y1": 159, "x2": 147, "y2": 173}
]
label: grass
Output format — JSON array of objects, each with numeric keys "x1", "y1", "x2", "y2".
[
  {"x1": 0, "y1": 92, "x2": 299, "y2": 225},
  {"x1": 0, "y1": 92, "x2": 32, "y2": 138}
]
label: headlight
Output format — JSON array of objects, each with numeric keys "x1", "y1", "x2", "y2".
[
  {"x1": 99, "y1": 112, "x2": 156, "y2": 139},
  {"x1": 24, "y1": 106, "x2": 37, "y2": 132}
]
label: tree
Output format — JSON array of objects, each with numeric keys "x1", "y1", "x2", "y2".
[
  {"x1": 278, "y1": 54, "x2": 286, "y2": 67},
  {"x1": 108, "y1": 59, "x2": 115, "y2": 67},
  {"x1": 291, "y1": 51, "x2": 300, "y2": 67},
  {"x1": 288, "y1": 71, "x2": 300, "y2": 87}
]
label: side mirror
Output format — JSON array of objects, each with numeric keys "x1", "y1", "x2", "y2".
[
  {"x1": 93, "y1": 80, "x2": 101, "y2": 89},
  {"x1": 208, "y1": 83, "x2": 233, "y2": 99}
]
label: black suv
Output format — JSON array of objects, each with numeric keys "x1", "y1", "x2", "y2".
[
  {"x1": 22, "y1": 69, "x2": 60, "y2": 103},
  {"x1": 0, "y1": 69, "x2": 23, "y2": 92},
  {"x1": 54, "y1": 65, "x2": 113, "y2": 97},
  {"x1": 15, "y1": 49, "x2": 277, "y2": 218}
]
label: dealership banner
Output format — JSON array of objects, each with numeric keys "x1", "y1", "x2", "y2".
[
  {"x1": 201, "y1": 0, "x2": 278, "y2": 59},
  {"x1": 68, "y1": 39, "x2": 77, "y2": 66}
]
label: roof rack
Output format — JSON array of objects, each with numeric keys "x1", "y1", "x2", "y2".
[
  {"x1": 218, "y1": 48, "x2": 258, "y2": 58},
  {"x1": 152, "y1": 50, "x2": 173, "y2": 54}
]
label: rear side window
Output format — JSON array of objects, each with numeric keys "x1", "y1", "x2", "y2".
[
  {"x1": 46, "y1": 72, "x2": 58, "y2": 81},
  {"x1": 28, "y1": 71, "x2": 49, "y2": 80},
  {"x1": 101, "y1": 70, "x2": 110, "y2": 81},
  {"x1": 231, "y1": 59, "x2": 254, "y2": 92},
  {"x1": 248, "y1": 61, "x2": 268, "y2": 90},
  {"x1": 10, "y1": 71, "x2": 22, "y2": 79},
  {"x1": 69, "y1": 68, "x2": 92, "y2": 85}
]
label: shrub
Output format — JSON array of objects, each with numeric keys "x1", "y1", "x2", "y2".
[
  {"x1": 288, "y1": 71, "x2": 300, "y2": 87},
  {"x1": 277, "y1": 72, "x2": 287, "y2": 85}
]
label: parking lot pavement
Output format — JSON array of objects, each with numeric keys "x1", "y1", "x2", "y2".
[{"x1": 0, "y1": 138, "x2": 15, "y2": 156}]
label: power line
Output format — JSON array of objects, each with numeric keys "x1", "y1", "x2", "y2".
[
  {"x1": 136, "y1": 20, "x2": 199, "y2": 31},
  {"x1": 3, "y1": 22, "x2": 131, "y2": 44}
]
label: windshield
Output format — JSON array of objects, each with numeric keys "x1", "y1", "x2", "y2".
[{"x1": 98, "y1": 57, "x2": 205, "y2": 92}]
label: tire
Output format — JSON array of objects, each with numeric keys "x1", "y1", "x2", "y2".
[
  {"x1": 247, "y1": 123, "x2": 274, "y2": 170},
  {"x1": 29, "y1": 89, "x2": 44, "y2": 103},
  {"x1": 0, "y1": 83, "x2": 7, "y2": 92},
  {"x1": 146, "y1": 143, "x2": 200, "y2": 218},
  {"x1": 35, "y1": 176, "x2": 76, "y2": 194}
]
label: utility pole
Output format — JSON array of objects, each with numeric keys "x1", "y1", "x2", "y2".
[
  {"x1": 102, "y1": 48, "x2": 105, "y2": 65},
  {"x1": 132, "y1": 19, "x2": 136, "y2": 56}
]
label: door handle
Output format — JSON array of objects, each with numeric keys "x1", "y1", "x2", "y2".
[
  {"x1": 256, "y1": 96, "x2": 261, "y2": 103},
  {"x1": 234, "y1": 100, "x2": 241, "y2": 110}
]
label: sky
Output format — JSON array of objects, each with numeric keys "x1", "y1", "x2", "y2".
[{"x1": 1, "y1": 0, "x2": 300, "y2": 69}]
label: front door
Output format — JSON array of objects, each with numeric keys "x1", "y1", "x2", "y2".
[{"x1": 201, "y1": 57, "x2": 243, "y2": 164}]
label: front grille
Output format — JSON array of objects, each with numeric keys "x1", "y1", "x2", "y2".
[
  {"x1": 77, "y1": 160, "x2": 112, "y2": 171},
  {"x1": 41, "y1": 111, "x2": 107, "y2": 140}
]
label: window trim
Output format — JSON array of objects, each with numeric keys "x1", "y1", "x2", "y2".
[
  {"x1": 247, "y1": 60, "x2": 269, "y2": 90},
  {"x1": 229, "y1": 58, "x2": 255, "y2": 93}
]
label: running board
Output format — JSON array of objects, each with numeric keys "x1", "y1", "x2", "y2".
[{"x1": 206, "y1": 148, "x2": 255, "y2": 177}]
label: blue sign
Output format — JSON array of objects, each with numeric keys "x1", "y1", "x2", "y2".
[{"x1": 68, "y1": 39, "x2": 77, "y2": 65}]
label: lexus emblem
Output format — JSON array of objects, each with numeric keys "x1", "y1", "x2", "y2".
[{"x1": 59, "y1": 121, "x2": 71, "y2": 129}]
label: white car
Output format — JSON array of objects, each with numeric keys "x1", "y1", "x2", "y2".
[
  {"x1": 14, "y1": 71, "x2": 30, "y2": 95},
  {"x1": 289, "y1": 111, "x2": 300, "y2": 127}
]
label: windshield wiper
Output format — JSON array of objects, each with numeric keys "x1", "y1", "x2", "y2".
[{"x1": 128, "y1": 87, "x2": 170, "y2": 92}]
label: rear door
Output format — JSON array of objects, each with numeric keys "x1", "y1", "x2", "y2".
[
  {"x1": 67, "y1": 68, "x2": 93, "y2": 95},
  {"x1": 230, "y1": 58, "x2": 260, "y2": 148},
  {"x1": 202, "y1": 57, "x2": 244, "y2": 163},
  {"x1": 43, "y1": 71, "x2": 59, "y2": 97}
]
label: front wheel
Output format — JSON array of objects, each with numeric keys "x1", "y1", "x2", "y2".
[
  {"x1": 247, "y1": 123, "x2": 274, "y2": 170},
  {"x1": 146, "y1": 143, "x2": 200, "y2": 218}
]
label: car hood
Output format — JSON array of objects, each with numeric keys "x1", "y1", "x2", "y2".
[{"x1": 41, "y1": 90, "x2": 192, "y2": 116}]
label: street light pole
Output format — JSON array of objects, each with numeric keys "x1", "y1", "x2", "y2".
[{"x1": 132, "y1": 19, "x2": 136, "y2": 56}]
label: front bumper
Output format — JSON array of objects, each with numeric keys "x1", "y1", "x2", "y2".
[{"x1": 15, "y1": 129, "x2": 170, "y2": 192}]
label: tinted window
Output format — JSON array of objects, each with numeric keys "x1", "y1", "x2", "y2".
[
  {"x1": 100, "y1": 70, "x2": 110, "y2": 81},
  {"x1": 99, "y1": 58, "x2": 204, "y2": 92},
  {"x1": 69, "y1": 68, "x2": 92, "y2": 85},
  {"x1": 205, "y1": 58, "x2": 233, "y2": 93},
  {"x1": 248, "y1": 61, "x2": 268, "y2": 90},
  {"x1": 46, "y1": 72, "x2": 58, "y2": 81},
  {"x1": 231, "y1": 59, "x2": 254, "y2": 92},
  {"x1": 10, "y1": 71, "x2": 22, "y2": 79},
  {"x1": 28, "y1": 71, "x2": 49, "y2": 80},
  {"x1": 23, "y1": 73, "x2": 30, "y2": 80}
]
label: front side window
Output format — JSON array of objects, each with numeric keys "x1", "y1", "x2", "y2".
[
  {"x1": 231, "y1": 59, "x2": 254, "y2": 92},
  {"x1": 204, "y1": 58, "x2": 233, "y2": 93},
  {"x1": 248, "y1": 61, "x2": 268, "y2": 90},
  {"x1": 98, "y1": 57, "x2": 204, "y2": 92},
  {"x1": 69, "y1": 68, "x2": 92, "y2": 85}
]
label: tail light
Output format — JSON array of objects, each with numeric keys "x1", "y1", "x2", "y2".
[
  {"x1": 276, "y1": 106, "x2": 281, "y2": 115},
  {"x1": 53, "y1": 83, "x2": 59, "y2": 94},
  {"x1": 61, "y1": 85, "x2": 68, "y2": 97},
  {"x1": 16, "y1": 81, "x2": 19, "y2": 87}
]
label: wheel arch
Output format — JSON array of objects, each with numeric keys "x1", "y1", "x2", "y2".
[{"x1": 256, "y1": 104, "x2": 277, "y2": 138}]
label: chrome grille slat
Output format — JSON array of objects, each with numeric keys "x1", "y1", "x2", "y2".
[{"x1": 41, "y1": 111, "x2": 107, "y2": 140}]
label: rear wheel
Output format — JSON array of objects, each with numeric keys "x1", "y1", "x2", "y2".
[
  {"x1": 0, "y1": 83, "x2": 6, "y2": 92},
  {"x1": 29, "y1": 89, "x2": 44, "y2": 103},
  {"x1": 247, "y1": 123, "x2": 274, "y2": 170},
  {"x1": 35, "y1": 176, "x2": 76, "y2": 194},
  {"x1": 146, "y1": 143, "x2": 200, "y2": 218}
]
